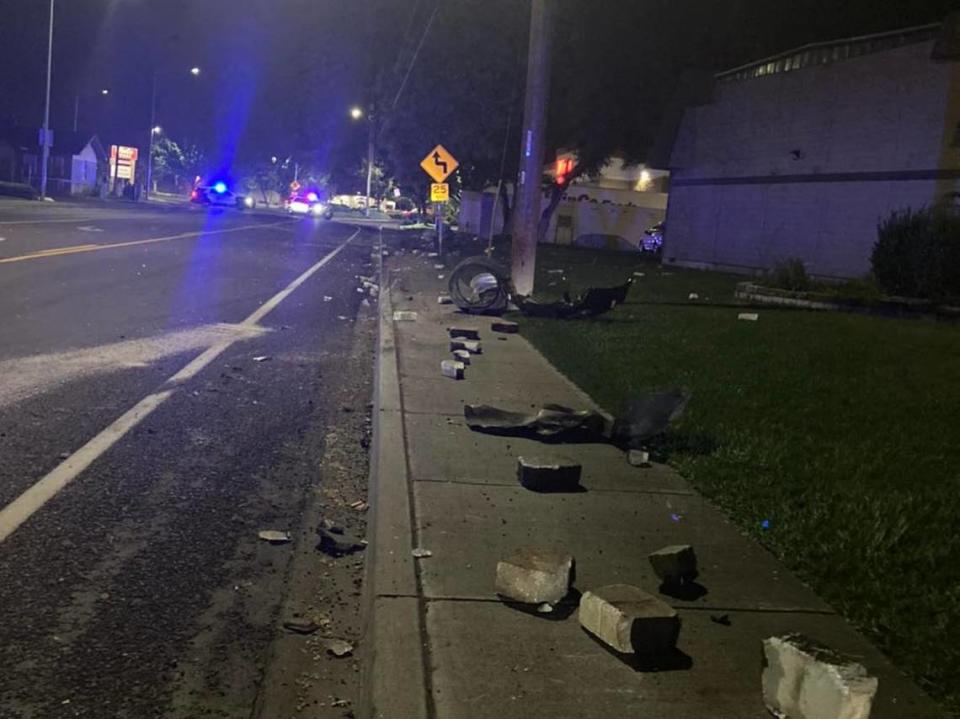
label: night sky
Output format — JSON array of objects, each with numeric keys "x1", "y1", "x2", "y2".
[{"x1": 0, "y1": 0, "x2": 955, "y2": 178}]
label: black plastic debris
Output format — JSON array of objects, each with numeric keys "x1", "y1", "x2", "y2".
[{"x1": 514, "y1": 278, "x2": 633, "y2": 319}]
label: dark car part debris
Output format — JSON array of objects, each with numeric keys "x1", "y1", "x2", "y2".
[
  {"x1": 448, "y1": 256, "x2": 512, "y2": 314},
  {"x1": 514, "y1": 278, "x2": 633, "y2": 319},
  {"x1": 465, "y1": 390, "x2": 689, "y2": 448}
]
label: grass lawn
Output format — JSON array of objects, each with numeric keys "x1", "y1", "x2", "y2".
[{"x1": 517, "y1": 244, "x2": 960, "y2": 714}]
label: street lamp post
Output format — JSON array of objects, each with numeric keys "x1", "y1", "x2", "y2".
[
  {"x1": 39, "y1": 0, "x2": 55, "y2": 199},
  {"x1": 350, "y1": 106, "x2": 375, "y2": 218},
  {"x1": 145, "y1": 67, "x2": 198, "y2": 201}
]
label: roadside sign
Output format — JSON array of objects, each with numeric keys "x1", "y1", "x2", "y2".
[
  {"x1": 430, "y1": 183, "x2": 449, "y2": 203},
  {"x1": 420, "y1": 144, "x2": 459, "y2": 184},
  {"x1": 110, "y1": 145, "x2": 139, "y2": 181},
  {"x1": 290, "y1": 180, "x2": 301, "y2": 193}
]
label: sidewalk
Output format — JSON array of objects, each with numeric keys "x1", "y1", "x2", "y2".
[{"x1": 362, "y1": 251, "x2": 944, "y2": 718}]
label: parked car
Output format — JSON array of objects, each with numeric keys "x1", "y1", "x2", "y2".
[
  {"x1": 190, "y1": 181, "x2": 254, "y2": 209},
  {"x1": 286, "y1": 190, "x2": 331, "y2": 218}
]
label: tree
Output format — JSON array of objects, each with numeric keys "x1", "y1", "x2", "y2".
[{"x1": 151, "y1": 136, "x2": 205, "y2": 193}]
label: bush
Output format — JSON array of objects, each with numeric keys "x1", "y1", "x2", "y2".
[
  {"x1": 768, "y1": 257, "x2": 811, "y2": 292},
  {"x1": 872, "y1": 208, "x2": 960, "y2": 301},
  {"x1": 0, "y1": 181, "x2": 38, "y2": 200}
]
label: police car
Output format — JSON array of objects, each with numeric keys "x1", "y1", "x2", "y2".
[{"x1": 190, "y1": 181, "x2": 255, "y2": 209}]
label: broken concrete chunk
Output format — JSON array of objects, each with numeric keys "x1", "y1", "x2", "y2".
[
  {"x1": 452, "y1": 349, "x2": 471, "y2": 365},
  {"x1": 491, "y1": 320, "x2": 519, "y2": 334},
  {"x1": 579, "y1": 585, "x2": 680, "y2": 655},
  {"x1": 649, "y1": 545, "x2": 698, "y2": 586},
  {"x1": 688, "y1": 293, "x2": 699, "y2": 300},
  {"x1": 317, "y1": 528, "x2": 366, "y2": 557},
  {"x1": 393, "y1": 311, "x2": 418, "y2": 322},
  {"x1": 412, "y1": 548, "x2": 433, "y2": 558},
  {"x1": 762, "y1": 634, "x2": 878, "y2": 719},
  {"x1": 438, "y1": 294, "x2": 453, "y2": 305},
  {"x1": 738, "y1": 312, "x2": 759, "y2": 321},
  {"x1": 628, "y1": 449, "x2": 650, "y2": 467},
  {"x1": 495, "y1": 547, "x2": 573, "y2": 605},
  {"x1": 450, "y1": 339, "x2": 482, "y2": 354},
  {"x1": 434, "y1": 263, "x2": 445, "y2": 270},
  {"x1": 324, "y1": 638, "x2": 354, "y2": 658},
  {"x1": 448, "y1": 327, "x2": 481, "y2": 340},
  {"x1": 258, "y1": 530, "x2": 291, "y2": 544},
  {"x1": 441, "y1": 360, "x2": 465, "y2": 380},
  {"x1": 517, "y1": 456, "x2": 582, "y2": 492}
]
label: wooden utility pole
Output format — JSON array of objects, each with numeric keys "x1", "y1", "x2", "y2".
[{"x1": 510, "y1": 0, "x2": 552, "y2": 297}]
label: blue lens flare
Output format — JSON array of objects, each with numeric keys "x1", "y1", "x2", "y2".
[{"x1": 213, "y1": 181, "x2": 228, "y2": 194}]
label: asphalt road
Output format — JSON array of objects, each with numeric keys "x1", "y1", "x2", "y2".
[{"x1": 0, "y1": 198, "x2": 378, "y2": 718}]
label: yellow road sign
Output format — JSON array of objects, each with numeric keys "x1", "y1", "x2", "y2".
[
  {"x1": 430, "y1": 183, "x2": 450, "y2": 203},
  {"x1": 420, "y1": 145, "x2": 459, "y2": 183}
]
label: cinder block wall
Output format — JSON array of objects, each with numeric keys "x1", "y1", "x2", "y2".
[{"x1": 664, "y1": 40, "x2": 956, "y2": 278}]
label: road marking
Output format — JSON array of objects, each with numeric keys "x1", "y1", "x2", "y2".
[
  {"x1": 0, "y1": 228, "x2": 360, "y2": 543},
  {"x1": 0, "y1": 217, "x2": 94, "y2": 226},
  {"x1": 0, "y1": 220, "x2": 294, "y2": 265}
]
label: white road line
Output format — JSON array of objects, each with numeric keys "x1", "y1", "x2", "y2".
[{"x1": 0, "y1": 228, "x2": 360, "y2": 544}]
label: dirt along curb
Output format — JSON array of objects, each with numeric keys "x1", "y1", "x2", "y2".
[{"x1": 357, "y1": 236, "x2": 430, "y2": 719}]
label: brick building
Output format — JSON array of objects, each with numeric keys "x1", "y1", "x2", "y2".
[{"x1": 663, "y1": 18, "x2": 960, "y2": 279}]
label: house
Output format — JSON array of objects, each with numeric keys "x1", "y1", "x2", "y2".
[
  {"x1": 662, "y1": 16, "x2": 960, "y2": 279},
  {"x1": 0, "y1": 127, "x2": 108, "y2": 196},
  {"x1": 459, "y1": 156, "x2": 669, "y2": 251}
]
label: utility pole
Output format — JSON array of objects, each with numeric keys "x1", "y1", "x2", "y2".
[
  {"x1": 145, "y1": 72, "x2": 157, "y2": 200},
  {"x1": 510, "y1": 0, "x2": 552, "y2": 297},
  {"x1": 39, "y1": 0, "x2": 55, "y2": 199},
  {"x1": 73, "y1": 93, "x2": 79, "y2": 133},
  {"x1": 365, "y1": 108, "x2": 375, "y2": 217}
]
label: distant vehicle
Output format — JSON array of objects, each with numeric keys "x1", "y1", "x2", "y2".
[
  {"x1": 642, "y1": 221, "x2": 664, "y2": 253},
  {"x1": 190, "y1": 181, "x2": 254, "y2": 209},
  {"x1": 286, "y1": 190, "x2": 331, "y2": 218}
]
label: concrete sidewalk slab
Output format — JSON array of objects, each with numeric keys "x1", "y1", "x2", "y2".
[
  {"x1": 413, "y1": 480, "x2": 832, "y2": 612},
  {"x1": 405, "y1": 414, "x2": 694, "y2": 494},
  {"x1": 426, "y1": 600, "x2": 941, "y2": 719},
  {"x1": 362, "y1": 246, "x2": 946, "y2": 719}
]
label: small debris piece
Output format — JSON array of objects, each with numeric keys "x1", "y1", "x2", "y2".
[
  {"x1": 324, "y1": 296, "x2": 333, "y2": 302},
  {"x1": 438, "y1": 294, "x2": 453, "y2": 305},
  {"x1": 361, "y1": 298, "x2": 371, "y2": 307},
  {"x1": 648, "y1": 545, "x2": 698, "y2": 586},
  {"x1": 319, "y1": 518, "x2": 345, "y2": 534},
  {"x1": 58, "y1": 452, "x2": 71, "y2": 460},
  {"x1": 317, "y1": 528, "x2": 366, "y2": 556},
  {"x1": 450, "y1": 339, "x2": 482, "y2": 354},
  {"x1": 688, "y1": 293, "x2": 699, "y2": 300},
  {"x1": 495, "y1": 547, "x2": 573, "y2": 604},
  {"x1": 324, "y1": 639, "x2": 354, "y2": 658},
  {"x1": 762, "y1": 634, "x2": 878, "y2": 719},
  {"x1": 258, "y1": 530, "x2": 292, "y2": 544},
  {"x1": 441, "y1": 360, "x2": 465, "y2": 380},
  {"x1": 546, "y1": 269, "x2": 565, "y2": 275},
  {"x1": 283, "y1": 619, "x2": 320, "y2": 635},
  {"x1": 252, "y1": 355, "x2": 271, "y2": 362},
  {"x1": 579, "y1": 584, "x2": 680, "y2": 655},
  {"x1": 349, "y1": 500, "x2": 369, "y2": 512},
  {"x1": 434, "y1": 263, "x2": 445, "y2": 270},
  {"x1": 491, "y1": 320, "x2": 519, "y2": 334},
  {"x1": 738, "y1": 312, "x2": 759, "y2": 321},
  {"x1": 633, "y1": 272, "x2": 645, "y2": 277},
  {"x1": 412, "y1": 548, "x2": 433, "y2": 558},
  {"x1": 393, "y1": 311, "x2": 418, "y2": 322},
  {"x1": 517, "y1": 457, "x2": 582, "y2": 493},
  {"x1": 628, "y1": 449, "x2": 651, "y2": 467},
  {"x1": 452, "y1": 349, "x2": 471, "y2": 365},
  {"x1": 537, "y1": 602, "x2": 554, "y2": 614},
  {"x1": 710, "y1": 614, "x2": 731, "y2": 626},
  {"x1": 427, "y1": 252, "x2": 439, "y2": 257},
  {"x1": 447, "y1": 327, "x2": 481, "y2": 340},
  {"x1": 437, "y1": 274, "x2": 445, "y2": 280}
]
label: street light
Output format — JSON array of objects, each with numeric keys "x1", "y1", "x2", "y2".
[
  {"x1": 146, "y1": 67, "x2": 199, "y2": 200},
  {"x1": 39, "y1": 0, "x2": 55, "y2": 199},
  {"x1": 349, "y1": 105, "x2": 374, "y2": 217},
  {"x1": 101, "y1": 88, "x2": 110, "y2": 96}
]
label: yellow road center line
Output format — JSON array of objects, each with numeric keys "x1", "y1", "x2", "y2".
[{"x1": 0, "y1": 220, "x2": 294, "y2": 265}]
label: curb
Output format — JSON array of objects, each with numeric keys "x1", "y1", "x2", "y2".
[{"x1": 358, "y1": 249, "x2": 429, "y2": 719}]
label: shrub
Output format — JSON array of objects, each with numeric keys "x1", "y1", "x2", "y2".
[
  {"x1": 768, "y1": 257, "x2": 811, "y2": 292},
  {"x1": 872, "y1": 208, "x2": 960, "y2": 301}
]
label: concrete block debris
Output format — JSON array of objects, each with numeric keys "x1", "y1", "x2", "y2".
[
  {"x1": 648, "y1": 544, "x2": 698, "y2": 586},
  {"x1": 438, "y1": 294, "x2": 453, "y2": 305},
  {"x1": 517, "y1": 456, "x2": 582, "y2": 492},
  {"x1": 258, "y1": 530, "x2": 291, "y2": 544},
  {"x1": 438, "y1": 274, "x2": 445, "y2": 280},
  {"x1": 491, "y1": 320, "x2": 519, "y2": 334},
  {"x1": 450, "y1": 339, "x2": 482, "y2": 354},
  {"x1": 579, "y1": 584, "x2": 680, "y2": 655},
  {"x1": 434, "y1": 263, "x2": 445, "y2": 270},
  {"x1": 412, "y1": 548, "x2": 433, "y2": 558},
  {"x1": 762, "y1": 634, "x2": 878, "y2": 719},
  {"x1": 252, "y1": 355, "x2": 271, "y2": 363},
  {"x1": 452, "y1": 349, "x2": 471, "y2": 365},
  {"x1": 324, "y1": 638, "x2": 354, "y2": 658},
  {"x1": 393, "y1": 311, "x2": 418, "y2": 322},
  {"x1": 441, "y1": 360, "x2": 465, "y2": 380},
  {"x1": 495, "y1": 547, "x2": 573, "y2": 604},
  {"x1": 628, "y1": 449, "x2": 650, "y2": 467},
  {"x1": 688, "y1": 293, "x2": 699, "y2": 300},
  {"x1": 448, "y1": 327, "x2": 481, "y2": 340},
  {"x1": 633, "y1": 272, "x2": 645, "y2": 277},
  {"x1": 738, "y1": 312, "x2": 759, "y2": 321}
]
